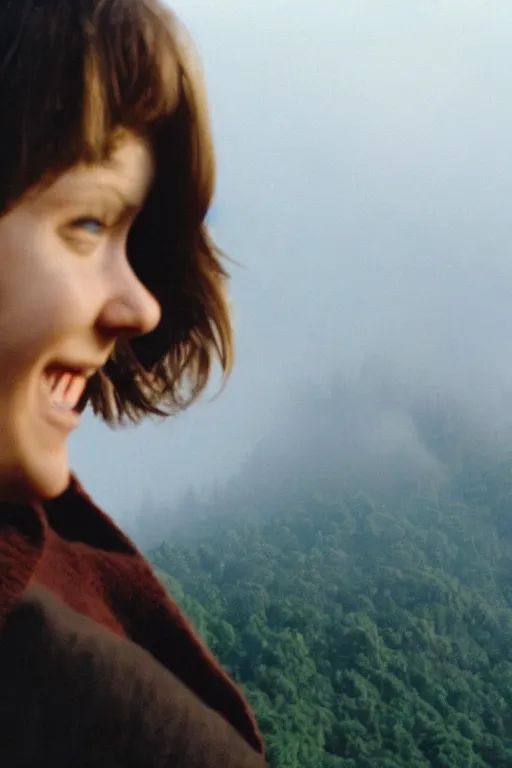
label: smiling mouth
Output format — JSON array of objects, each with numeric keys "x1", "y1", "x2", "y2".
[{"x1": 44, "y1": 368, "x2": 88, "y2": 413}]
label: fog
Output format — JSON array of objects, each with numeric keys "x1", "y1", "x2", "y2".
[{"x1": 70, "y1": 0, "x2": 512, "y2": 532}]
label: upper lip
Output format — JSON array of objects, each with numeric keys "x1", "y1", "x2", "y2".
[{"x1": 46, "y1": 360, "x2": 107, "y2": 380}]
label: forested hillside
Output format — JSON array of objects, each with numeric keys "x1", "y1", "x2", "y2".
[{"x1": 146, "y1": 377, "x2": 512, "y2": 767}]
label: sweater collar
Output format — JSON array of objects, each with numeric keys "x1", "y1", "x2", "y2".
[
  {"x1": 0, "y1": 496, "x2": 47, "y2": 628},
  {"x1": 0, "y1": 475, "x2": 265, "y2": 755}
]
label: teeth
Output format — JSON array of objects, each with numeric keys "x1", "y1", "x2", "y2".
[
  {"x1": 46, "y1": 370, "x2": 59, "y2": 392},
  {"x1": 66, "y1": 374, "x2": 87, "y2": 409},
  {"x1": 52, "y1": 372, "x2": 72, "y2": 398},
  {"x1": 48, "y1": 370, "x2": 86, "y2": 411}
]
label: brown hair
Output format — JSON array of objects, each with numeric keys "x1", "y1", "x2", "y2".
[{"x1": 0, "y1": 0, "x2": 233, "y2": 424}]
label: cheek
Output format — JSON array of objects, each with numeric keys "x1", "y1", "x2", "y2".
[{"x1": 0, "y1": 254, "x2": 95, "y2": 376}]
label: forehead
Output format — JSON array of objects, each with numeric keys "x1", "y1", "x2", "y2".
[{"x1": 35, "y1": 134, "x2": 155, "y2": 209}]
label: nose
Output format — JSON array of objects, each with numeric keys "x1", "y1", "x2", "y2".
[{"x1": 97, "y1": 259, "x2": 162, "y2": 341}]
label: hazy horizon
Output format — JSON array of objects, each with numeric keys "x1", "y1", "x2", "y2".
[{"x1": 70, "y1": 0, "x2": 512, "y2": 531}]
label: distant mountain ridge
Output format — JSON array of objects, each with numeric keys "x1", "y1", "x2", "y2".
[{"x1": 146, "y1": 373, "x2": 512, "y2": 766}]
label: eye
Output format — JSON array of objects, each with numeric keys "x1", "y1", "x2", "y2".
[{"x1": 71, "y1": 217, "x2": 105, "y2": 235}]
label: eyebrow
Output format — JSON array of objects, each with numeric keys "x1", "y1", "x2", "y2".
[
  {"x1": 46, "y1": 180, "x2": 148, "y2": 213},
  {"x1": 85, "y1": 183, "x2": 144, "y2": 211}
]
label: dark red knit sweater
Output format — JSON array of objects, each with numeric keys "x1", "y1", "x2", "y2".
[{"x1": 0, "y1": 474, "x2": 267, "y2": 766}]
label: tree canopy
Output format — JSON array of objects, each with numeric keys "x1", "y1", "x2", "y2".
[{"x1": 148, "y1": 384, "x2": 512, "y2": 767}]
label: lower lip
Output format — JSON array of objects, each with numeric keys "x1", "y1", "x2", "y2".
[
  {"x1": 39, "y1": 375, "x2": 82, "y2": 433},
  {"x1": 44, "y1": 401, "x2": 81, "y2": 432}
]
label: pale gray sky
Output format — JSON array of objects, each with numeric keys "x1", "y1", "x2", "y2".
[{"x1": 70, "y1": 0, "x2": 512, "y2": 528}]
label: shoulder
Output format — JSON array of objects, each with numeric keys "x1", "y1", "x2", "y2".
[{"x1": 0, "y1": 586, "x2": 269, "y2": 767}]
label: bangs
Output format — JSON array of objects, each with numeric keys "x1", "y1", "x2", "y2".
[
  {"x1": 81, "y1": 0, "x2": 182, "y2": 160},
  {"x1": 0, "y1": 0, "x2": 231, "y2": 425},
  {"x1": 0, "y1": 0, "x2": 184, "y2": 200}
]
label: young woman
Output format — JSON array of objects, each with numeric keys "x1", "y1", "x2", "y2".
[{"x1": 0, "y1": 0, "x2": 268, "y2": 764}]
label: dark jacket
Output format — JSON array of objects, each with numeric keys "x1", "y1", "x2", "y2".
[{"x1": 0, "y1": 476, "x2": 268, "y2": 767}]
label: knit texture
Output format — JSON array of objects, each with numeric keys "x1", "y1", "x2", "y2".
[{"x1": 0, "y1": 475, "x2": 265, "y2": 756}]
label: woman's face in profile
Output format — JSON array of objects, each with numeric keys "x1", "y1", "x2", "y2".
[{"x1": 0, "y1": 133, "x2": 161, "y2": 504}]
